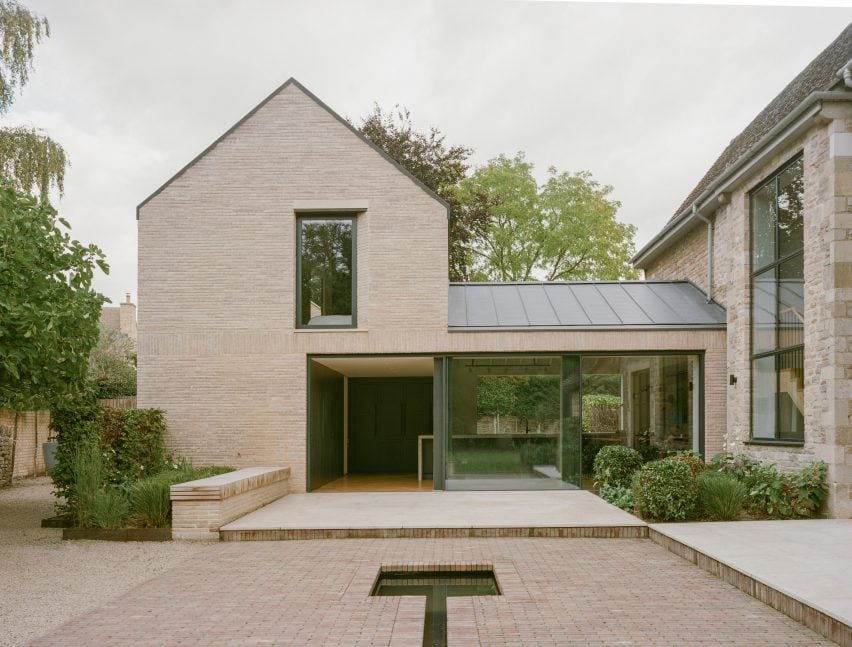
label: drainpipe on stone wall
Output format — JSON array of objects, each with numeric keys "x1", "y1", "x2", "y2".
[{"x1": 693, "y1": 204, "x2": 715, "y2": 303}]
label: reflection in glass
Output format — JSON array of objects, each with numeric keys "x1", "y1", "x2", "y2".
[
  {"x1": 447, "y1": 356, "x2": 570, "y2": 490},
  {"x1": 752, "y1": 269, "x2": 777, "y2": 354},
  {"x1": 777, "y1": 158, "x2": 804, "y2": 259},
  {"x1": 778, "y1": 348, "x2": 804, "y2": 440},
  {"x1": 299, "y1": 218, "x2": 353, "y2": 327},
  {"x1": 581, "y1": 356, "x2": 698, "y2": 476},
  {"x1": 752, "y1": 356, "x2": 777, "y2": 439},
  {"x1": 778, "y1": 255, "x2": 804, "y2": 350},
  {"x1": 752, "y1": 182, "x2": 777, "y2": 270}
]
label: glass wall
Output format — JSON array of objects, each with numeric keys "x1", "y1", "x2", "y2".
[
  {"x1": 580, "y1": 355, "x2": 700, "y2": 484},
  {"x1": 446, "y1": 356, "x2": 580, "y2": 490},
  {"x1": 444, "y1": 353, "x2": 701, "y2": 491}
]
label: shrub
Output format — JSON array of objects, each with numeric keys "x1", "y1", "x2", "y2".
[
  {"x1": 599, "y1": 486, "x2": 633, "y2": 512},
  {"x1": 671, "y1": 450, "x2": 705, "y2": 477},
  {"x1": 129, "y1": 477, "x2": 172, "y2": 528},
  {"x1": 87, "y1": 488, "x2": 130, "y2": 529},
  {"x1": 635, "y1": 442, "x2": 660, "y2": 464},
  {"x1": 51, "y1": 392, "x2": 101, "y2": 505},
  {"x1": 633, "y1": 457, "x2": 698, "y2": 521},
  {"x1": 129, "y1": 464, "x2": 235, "y2": 528},
  {"x1": 697, "y1": 471, "x2": 746, "y2": 521},
  {"x1": 99, "y1": 408, "x2": 167, "y2": 485},
  {"x1": 69, "y1": 438, "x2": 104, "y2": 527},
  {"x1": 592, "y1": 445, "x2": 644, "y2": 488},
  {"x1": 581, "y1": 439, "x2": 605, "y2": 475},
  {"x1": 707, "y1": 452, "x2": 760, "y2": 480},
  {"x1": 746, "y1": 461, "x2": 828, "y2": 519}
]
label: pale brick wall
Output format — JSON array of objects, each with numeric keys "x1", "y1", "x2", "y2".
[
  {"x1": 171, "y1": 467, "x2": 290, "y2": 539},
  {"x1": 643, "y1": 105, "x2": 852, "y2": 518},
  {"x1": 139, "y1": 81, "x2": 728, "y2": 494}
]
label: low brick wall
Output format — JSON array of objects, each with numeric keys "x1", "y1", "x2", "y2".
[{"x1": 170, "y1": 467, "x2": 290, "y2": 540}]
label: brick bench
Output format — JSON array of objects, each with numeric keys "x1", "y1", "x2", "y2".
[{"x1": 170, "y1": 467, "x2": 290, "y2": 540}]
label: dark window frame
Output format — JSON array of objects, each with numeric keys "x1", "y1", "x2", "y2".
[
  {"x1": 749, "y1": 153, "x2": 804, "y2": 444},
  {"x1": 296, "y1": 214, "x2": 357, "y2": 330}
]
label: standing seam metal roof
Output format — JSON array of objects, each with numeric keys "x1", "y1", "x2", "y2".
[{"x1": 448, "y1": 281, "x2": 726, "y2": 330}]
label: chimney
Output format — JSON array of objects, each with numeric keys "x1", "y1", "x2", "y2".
[{"x1": 119, "y1": 293, "x2": 137, "y2": 344}]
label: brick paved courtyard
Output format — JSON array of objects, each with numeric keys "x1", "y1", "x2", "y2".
[{"x1": 32, "y1": 538, "x2": 831, "y2": 646}]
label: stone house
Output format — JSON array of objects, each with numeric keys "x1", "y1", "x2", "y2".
[
  {"x1": 634, "y1": 24, "x2": 852, "y2": 517},
  {"x1": 137, "y1": 78, "x2": 726, "y2": 497}
]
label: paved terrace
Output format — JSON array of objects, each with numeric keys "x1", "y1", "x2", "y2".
[
  {"x1": 32, "y1": 537, "x2": 832, "y2": 646},
  {"x1": 220, "y1": 490, "x2": 647, "y2": 539}
]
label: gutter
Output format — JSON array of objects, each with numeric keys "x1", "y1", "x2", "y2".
[{"x1": 632, "y1": 90, "x2": 852, "y2": 268}]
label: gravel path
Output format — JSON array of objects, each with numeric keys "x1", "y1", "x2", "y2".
[{"x1": 0, "y1": 477, "x2": 220, "y2": 646}]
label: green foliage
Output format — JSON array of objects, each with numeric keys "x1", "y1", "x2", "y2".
[
  {"x1": 633, "y1": 457, "x2": 698, "y2": 521},
  {"x1": 98, "y1": 408, "x2": 167, "y2": 486},
  {"x1": 358, "y1": 105, "x2": 486, "y2": 281},
  {"x1": 0, "y1": 2, "x2": 67, "y2": 200},
  {"x1": 0, "y1": 185, "x2": 107, "y2": 410},
  {"x1": 599, "y1": 485, "x2": 633, "y2": 512},
  {"x1": 69, "y1": 437, "x2": 103, "y2": 527},
  {"x1": 459, "y1": 152, "x2": 638, "y2": 282},
  {"x1": 0, "y1": 126, "x2": 66, "y2": 200},
  {"x1": 52, "y1": 401, "x2": 167, "y2": 512},
  {"x1": 87, "y1": 325, "x2": 136, "y2": 398},
  {"x1": 696, "y1": 471, "x2": 747, "y2": 521},
  {"x1": 581, "y1": 373, "x2": 621, "y2": 397},
  {"x1": 582, "y1": 394, "x2": 621, "y2": 434},
  {"x1": 475, "y1": 375, "x2": 517, "y2": 418},
  {"x1": 130, "y1": 464, "x2": 234, "y2": 528},
  {"x1": 670, "y1": 450, "x2": 705, "y2": 477},
  {"x1": 518, "y1": 440, "x2": 556, "y2": 467},
  {"x1": 86, "y1": 487, "x2": 129, "y2": 529},
  {"x1": 513, "y1": 376, "x2": 560, "y2": 430},
  {"x1": 50, "y1": 392, "x2": 101, "y2": 504},
  {"x1": 592, "y1": 445, "x2": 643, "y2": 489},
  {"x1": 745, "y1": 461, "x2": 828, "y2": 519},
  {"x1": 581, "y1": 439, "x2": 605, "y2": 476},
  {"x1": 706, "y1": 453, "x2": 828, "y2": 519},
  {"x1": 0, "y1": 1, "x2": 47, "y2": 113}
]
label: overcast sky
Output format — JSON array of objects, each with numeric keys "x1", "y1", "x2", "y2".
[{"x1": 8, "y1": 1, "x2": 852, "y2": 304}]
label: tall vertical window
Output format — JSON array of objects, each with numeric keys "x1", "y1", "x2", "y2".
[
  {"x1": 297, "y1": 216, "x2": 355, "y2": 328},
  {"x1": 750, "y1": 155, "x2": 804, "y2": 442}
]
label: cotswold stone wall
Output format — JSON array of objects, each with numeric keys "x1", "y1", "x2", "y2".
[
  {"x1": 645, "y1": 104, "x2": 852, "y2": 518},
  {"x1": 0, "y1": 425, "x2": 12, "y2": 488}
]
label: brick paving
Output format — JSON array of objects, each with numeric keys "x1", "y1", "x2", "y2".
[{"x1": 31, "y1": 538, "x2": 830, "y2": 646}]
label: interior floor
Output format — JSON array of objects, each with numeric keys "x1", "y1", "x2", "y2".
[{"x1": 315, "y1": 473, "x2": 434, "y2": 493}]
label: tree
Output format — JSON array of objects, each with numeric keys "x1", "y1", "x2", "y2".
[
  {"x1": 0, "y1": 185, "x2": 107, "y2": 410},
  {"x1": 0, "y1": 1, "x2": 66, "y2": 200},
  {"x1": 358, "y1": 105, "x2": 488, "y2": 281},
  {"x1": 459, "y1": 152, "x2": 639, "y2": 282},
  {"x1": 87, "y1": 325, "x2": 136, "y2": 399}
]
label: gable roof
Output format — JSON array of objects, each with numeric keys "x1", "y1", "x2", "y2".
[
  {"x1": 633, "y1": 23, "x2": 852, "y2": 266},
  {"x1": 448, "y1": 281, "x2": 726, "y2": 331},
  {"x1": 136, "y1": 78, "x2": 449, "y2": 219}
]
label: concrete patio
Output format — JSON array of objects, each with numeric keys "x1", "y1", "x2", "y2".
[
  {"x1": 649, "y1": 519, "x2": 852, "y2": 644},
  {"x1": 220, "y1": 490, "x2": 647, "y2": 540}
]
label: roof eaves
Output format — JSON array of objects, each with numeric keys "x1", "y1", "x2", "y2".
[
  {"x1": 632, "y1": 91, "x2": 850, "y2": 267},
  {"x1": 136, "y1": 77, "x2": 449, "y2": 220}
]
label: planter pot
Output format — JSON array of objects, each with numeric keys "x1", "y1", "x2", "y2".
[
  {"x1": 42, "y1": 441, "x2": 58, "y2": 472},
  {"x1": 62, "y1": 527, "x2": 172, "y2": 542}
]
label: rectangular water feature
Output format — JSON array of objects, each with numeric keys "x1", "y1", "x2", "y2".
[{"x1": 371, "y1": 567, "x2": 501, "y2": 647}]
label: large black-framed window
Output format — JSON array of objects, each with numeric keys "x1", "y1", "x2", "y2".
[
  {"x1": 297, "y1": 215, "x2": 356, "y2": 328},
  {"x1": 750, "y1": 155, "x2": 804, "y2": 442}
]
